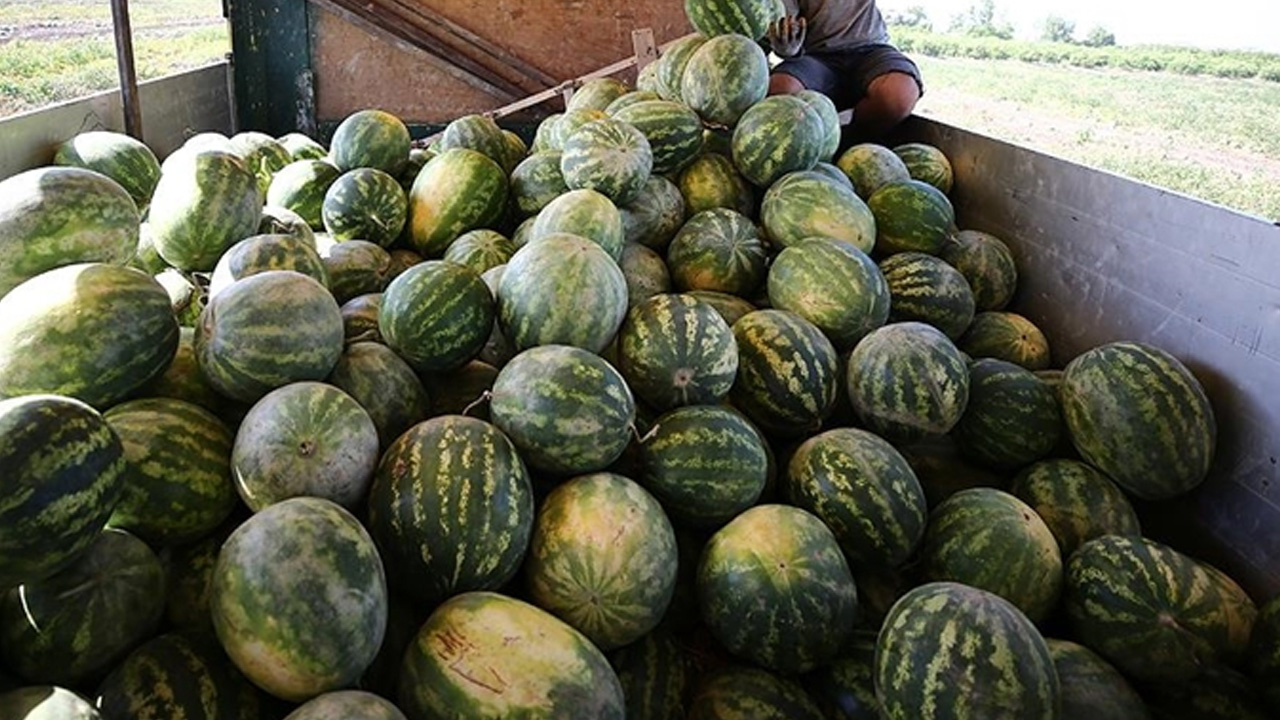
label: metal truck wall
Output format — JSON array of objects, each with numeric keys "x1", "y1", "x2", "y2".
[{"x1": 900, "y1": 116, "x2": 1280, "y2": 601}]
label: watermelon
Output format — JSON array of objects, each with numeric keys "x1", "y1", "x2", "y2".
[
  {"x1": 688, "y1": 666, "x2": 824, "y2": 720},
  {"x1": 621, "y1": 176, "x2": 686, "y2": 251},
  {"x1": 552, "y1": 108, "x2": 611, "y2": 150},
  {"x1": 1046, "y1": 639, "x2": 1150, "y2": 720},
  {"x1": 421, "y1": 360, "x2": 498, "y2": 420},
  {"x1": 0, "y1": 263, "x2": 178, "y2": 408},
  {"x1": 398, "y1": 148, "x2": 432, "y2": 193},
  {"x1": 341, "y1": 293, "x2": 382, "y2": 344},
  {"x1": 874, "y1": 582, "x2": 1060, "y2": 720},
  {"x1": 835, "y1": 143, "x2": 911, "y2": 200},
  {"x1": 681, "y1": 35, "x2": 770, "y2": 127},
  {"x1": 1061, "y1": 341, "x2": 1216, "y2": 500},
  {"x1": 613, "y1": 100, "x2": 705, "y2": 175},
  {"x1": 959, "y1": 311, "x2": 1052, "y2": 370},
  {"x1": 398, "y1": 592, "x2": 625, "y2": 720},
  {"x1": 619, "y1": 242, "x2": 673, "y2": 308},
  {"x1": 953, "y1": 358, "x2": 1062, "y2": 470},
  {"x1": 1010, "y1": 459, "x2": 1141, "y2": 558},
  {"x1": 568, "y1": 77, "x2": 633, "y2": 113},
  {"x1": 490, "y1": 345, "x2": 636, "y2": 475},
  {"x1": 677, "y1": 152, "x2": 755, "y2": 218},
  {"x1": 796, "y1": 90, "x2": 841, "y2": 162},
  {"x1": 478, "y1": 264, "x2": 516, "y2": 367},
  {"x1": 531, "y1": 113, "x2": 563, "y2": 153},
  {"x1": 54, "y1": 130, "x2": 161, "y2": 209},
  {"x1": 0, "y1": 395, "x2": 125, "y2": 589},
  {"x1": 94, "y1": 633, "x2": 250, "y2": 720},
  {"x1": 684, "y1": 0, "x2": 781, "y2": 39},
  {"x1": 501, "y1": 129, "x2": 529, "y2": 170},
  {"x1": 209, "y1": 233, "x2": 328, "y2": 298},
  {"x1": 379, "y1": 260, "x2": 493, "y2": 373},
  {"x1": 231, "y1": 381, "x2": 379, "y2": 511},
  {"x1": 321, "y1": 168, "x2": 408, "y2": 247},
  {"x1": 1142, "y1": 663, "x2": 1270, "y2": 720},
  {"x1": 810, "y1": 161, "x2": 856, "y2": 191},
  {"x1": 259, "y1": 203, "x2": 317, "y2": 244},
  {"x1": 637, "y1": 404, "x2": 768, "y2": 527},
  {"x1": 283, "y1": 691, "x2": 408, "y2": 720},
  {"x1": 443, "y1": 229, "x2": 514, "y2": 274},
  {"x1": 103, "y1": 398, "x2": 235, "y2": 545},
  {"x1": 359, "y1": 594, "x2": 423, "y2": 703},
  {"x1": 561, "y1": 117, "x2": 654, "y2": 205},
  {"x1": 279, "y1": 132, "x2": 328, "y2": 161},
  {"x1": 618, "y1": 293, "x2": 738, "y2": 410},
  {"x1": 606, "y1": 89, "x2": 663, "y2": 116},
  {"x1": 1249, "y1": 596, "x2": 1280, "y2": 711},
  {"x1": 918, "y1": 487, "x2": 1063, "y2": 622},
  {"x1": 320, "y1": 238, "x2": 392, "y2": 304},
  {"x1": 407, "y1": 148, "x2": 508, "y2": 257},
  {"x1": 894, "y1": 143, "x2": 954, "y2": 195},
  {"x1": 896, "y1": 433, "x2": 1007, "y2": 507},
  {"x1": 134, "y1": 326, "x2": 226, "y2": 415},
  {"x1": 0, "y1": 166, "x2": 141, "y2": 298},
  {"x1": 731, "y1": 309, "x2": 839, "y2": 437},
  {"x1": 667, "y1": 208, "x2": 767, "y2": 296},
  {"x1": 731, "y1": 95, "x2": 825, "y2": 187},
  {"x1": 686, "y1": 290, "x2": 757, "y2": 327},
  {"x1": 228, "y1": 131, "x2": 291, "y2": 198},
  {"x1": 149, "y1": 149, "x2": 261, "y2": 272},
  {"x1": 212, "y1": 497, "x2": 388, "y2": 702},
  {"x1": 0, "y1": 687, "x2": 102, "y2": 719},
  {"x1": 879, "y1": 251, "x2": 976, "y2": 340},
  {"x1": 154, "y1": 267, "x2": 204, "y2": 326},
  {"x1": 498, "y1": 233, "x2": 629, "y2": 353},
  {"x1": 785, "y1": 427, "x2": 927, "y2": 569},
  {"x1": 655, "y1": 35, "x2": 708, "y2": 103},
  {"x1": 636, "y1": 61, "x2": 663, "y2": 94},
  {"x1": 760, "y1": 171, "x2": 876, "y2": 252},
  {"x1": 846, "y1": 321, "x2": 970, "y2": 443},
  {"x1": 802, "y1": 631, "x2": 880, "y2": 720},
  {"x1": 530, "y1": 188, "x2": 625, "y2": 260},
  {"x1": 329, "y1": 109, "x2": 410, "y2": 175},
  {"x1": 939, "y1": 229, "x2": 1018, "y2": 311},
  {"x1": 328, "y1": 341, "x2": 431, "y2": 447},
  {"x1": 698, "y1": 504, "x2": 857, "y2": 673},
  {"x1": 0, "y1": 528, "x2": 164, "y2": 687},
  {"x1": 387, "y1": 248, "x2": 423, "y2": 278},
  {"x1": 766, "y1": 238, "x2": 890, "y2": 350},
  {"x1": 510, "y1": 151, "x2": 569, "y2": 217},
  {"x1": 435, "y1": 113, "x2": 511, "y2": 170},
  {"x1": 367, "y1": 414, "x2": 533, "y2": 604},
  {"x1": 867, "y1": 179, "x2": 956, "y2": 256},
  {"x1": 196, "y1": 270, "x2": 344, "y2": 404},
  {"x1": 526, "y1": 473, "x2": 678, "y2": 650},
  {"x1": 610, "y1": 630, "x2": 694, "y2": 720},
  {"x1": 164, "y1": 530, "x2": 223, "y2": 635}
]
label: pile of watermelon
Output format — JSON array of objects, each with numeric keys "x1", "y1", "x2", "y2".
[{"x1": 0, "y1": 0, "x2": 1276, "y2": 718}]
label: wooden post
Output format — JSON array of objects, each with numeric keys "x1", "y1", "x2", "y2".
[
  {"x1": 632, "y1": 28, "x2": 658, "y2": 71},
  {"x1": 109, "y1": 0, "x2": 143, "y2": 139}
]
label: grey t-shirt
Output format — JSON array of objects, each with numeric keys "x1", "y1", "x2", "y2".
[{"x1": 779, "y1": 0, "x2": 889, "y2": 53}]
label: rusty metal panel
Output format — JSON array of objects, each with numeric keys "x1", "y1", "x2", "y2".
[{"x1": 900, "y1": 116, "x2": 1280, "y2": 600}]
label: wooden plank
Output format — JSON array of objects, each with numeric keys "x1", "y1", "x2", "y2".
[
  {"x1": 109, "y1": 0, "x2": 143, "y2": 139},
  {"x1": 632, "y1": 28, "x2": 658, "y2": 71},
  {"x1": 228, "y1": 0, "x2": 315, "y2": 135}
]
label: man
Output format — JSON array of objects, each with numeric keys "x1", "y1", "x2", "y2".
[{"x1": 765, "y1": 0, "x2": 923, "y2": 146}]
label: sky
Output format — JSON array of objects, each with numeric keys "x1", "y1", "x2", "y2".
[{"x1": 877, "y1": 0, "x2": 1280, "y2": 53}]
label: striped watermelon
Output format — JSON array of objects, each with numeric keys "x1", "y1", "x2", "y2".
[
  {"x1": 320, "y1": 238, "x2": 392, "y2": 304},
  {"x1": 443, "y1": 229, "x2": 514, "y2": 274},
  {"x1": 835, "y1": 143, "x2": 911, "y2": 200},
  {"x1": 810, "y1": 161, "x2": 856, "y2": 191},
  {"x1": 847, "y1": 321, "x2": 970, "y2": 443},
  {"x1": 94, "y1": 633, "x2": 251, "y2": 720},
  {"x1": 618, "y1": 293, "x2": 738, "y2": 410},
  {"x1": 149, "y1": 149, "x2": 261, "y2": 272},
  {"x1": 688, "y1": 666, "x2": 824, "y2": 720},
  {"x1": 1250, "y1": 596, "x2": 1280, "y2": 711},
  {"x1": 103, "y1": 398, "x2": 235, "y2": 545},
  {"x1": 685, "y1": 0, "x2": 783, "y2": 40},
  {"x1": 0, "y1": 528, "x2": 164, "y2": 687},
  {"x1": 421, "y1": 359, "x2": 498, "y2": 420},
  {"x1": 867, "y1": 179, "x2": 956, "y2": 256},
  {"x1": 655, "y1": 35, "x2": 708, "y2": 103},
  {"x1": 156, "y1": 267, "x2": 205, "y2": 327},
  {"x1": 435, "y1": 114, "x2": 510, "y2": 170},
  {"x1": 532, "y1": 113, "x2": 563, "y2": 153},
  {"x1": 399, "y1": 147, "x2": 432, "y2": 191},
  {"x1": 279, "y1": 132, "x2": 327, "y2": 161},
  {"x1": 637, "y1": 404, "x2": 769, "y2": 527},
  {"x1": 387, "y1": 248, "x2": 423, "y2": 278},
  {"x1": 53, "y1": 130, "x2": 160, "y2": 210},
  {"x1": 698, "y1": 504, "x2": 857, "y2": 673},
  {"x1": 321, "y1": 168, "x2": 408, "y2": 247},
  {"x1": 341, "y1": 293, "x2": 382, "y2": 344},
  {"x1": 398, "y1": 592, "x2": 625, "y2": 720},
  {"x1": 284, "y1": 691, "x2": 408, "y2": 720},
  {"x1": 0, "y1": 263, "x2": 178, "y2": 408},
  {"x1": 784, "y1": 427, "x2": 927, "y2": 569},
  {"x1": 1046, "y1": 639, "x2": 1150, "y2": 720},
  {"x1": 407, "y1": 148, "x2": 508, "y2": 257},
  {"x1": 367, "y1": 415, "x2": 533, "y2": 604},
  {"x1": 731, "y1": 95, "x2": 825, "y2": 187},
  {"x1": 879, "y1": 251, "x2": 976, "y2": 340},
  {"x1": 510, "y1": 151, "x2": 569, "y2": 217},
  {"x1": 526, "y1": 472, "x2": 678, "y2": 650},
  {"x1": 636, "y1": 62, "x2": 663, "y2": 94},
  {"x1": 490, "y1": 345, "x2": 636, "y2": 475},
  {"x1": 561, "y1": 117, "x2": 654, "y2": 205},
  {"x1": 667, "y1": 208, "x2": 767, "y2": 296},
  {"x1": 1009, "y1": 458, "x2": 1141, "y2": 558},
  {"x1": 796, "y1": 90, "x2": 841, "y2": 162},
  {"x1": 327, "y1": 341, "x2": 430, "y2": 447},
  {"x1": 0, "y1": 687, "x2": 102, "y2": 718},
  {"x1": 874, "y1": 582, "x2": 1060, "y2": 720},
  {"x1": 259, "y1": 203, "x2": 317, "y2": 243},
  {"x1": 620, "y1": 242, "x2": 673, "y2": 308},
  {"x1": 530, "y1": 188, "x2": 626, "y2": 260},
  {"x1": 164, "y1": 530, "x2": 223, "y2": 635},
  {"x1": 1064, "y1": 534, "x2": 1256, "y2": 683},
  {"x1": 379, "y1": 260, "x2": 493, "y2": 373},
  {"x1": 568, "y1": 77, "x2": 633, "y2": 113},
  {"x1": 953, "y1": 359, "x2": 1062, "y2": 471},
  {"x1": 228, "y1": 131, "x2": 291, "y2": 195},
  {"x1": 212, "y1": 497, "x2": 388, "y2": 702},
  {"x1": 479, "y1": 264, "x2": 516, "y2": 367},
  {"x1": 918, "y1": 487, "x2": 1063, "y2": 623},
  {"x1": 610, "y1": 630, "x2": 694, "y2": 720},
  {"x1": 894, "y1": 143, "x2": 954, "y2": 195},
  {"x1": 552, "y1": 109, "x2": 610, "y2": 150},
  {"x1": 209, "y1": 233, "x2": 328, "y2": 298},
  {"x1": 613, "y1": 100, "x2": 705, "y2": 175},
  {"x1": 0, "y1": 395, "x2": 124, "y2": 588},
  {"x1": 681, "y1": 35, "x2": 770, "y2": 127},
  {"x1": 135, "y1": 326, "x2": 226, "y2": 414},
  {"x1": 678, "y1": 152, "x2": 755, "y2": 218},
  {"x1": 195, "y1": 270, "x2": 344, "y2": 404},
  {"x1": 760, "y1": 171, "x2": 876, "y2": 252},
  {"x1": 329, "y1": 109, "x2": 410, "y2": 175},
  {"x1": 939, "y1": 229, "x2": 1019, "y2": 311},
  {"x1": 1061, "y1": 341, "x2": 1216, "y2": 500},
  {"x1": 498, "y1": 233, "x2": 629, "y2": 353},
  {"x1": 897, "y1": 433, "x2": 1007, "y2": 507},
  {"x1": 766, "y1": 238, "x2": 890, "y2": 350},
  {"x1": 501, "y1": 129, "x2": 529, "y2": 170},
  {"x1": 802, "y1": 631, "x2": 880, "y2": 720},
  {"x1": 1143, "y1": 663, "x2": 1270, "y2": 720},
  {"x1": 360, "y1": 593, "x2": 424, "y2": 703},
  {"x1": 686, "y1": 289, "x2": 757, "y2": 326},
  {"x1": 606, "y1": 89, "x2": 663, "y2": 116},
  {"x1": 621, "y1": 176, "x2": 687, "y2": 251},
  {"x1": 731, "y1": 309, "x2": 839, "y2": 437},
  {"x1": 959, "y1": 311, "x2": 1052, "y2": 370},
  {"x1": 231, "y1": 382, "x2": 379, "y2": 511}
]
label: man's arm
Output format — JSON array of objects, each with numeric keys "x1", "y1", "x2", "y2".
[{"x1": 766, "y1": 15, "x2": 807, "y2": 58}]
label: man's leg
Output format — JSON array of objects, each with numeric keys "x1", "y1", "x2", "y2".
[
  {"x1": 847, "y1": 70, "x2": 921, "y2": 144},
  {"x1": 768, "y1": 72, "x2": 807, "y2": 96}
]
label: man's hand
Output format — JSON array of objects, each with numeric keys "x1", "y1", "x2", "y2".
[{"x1": 768, "y1": 15, "x2": 807, "y2": 58}]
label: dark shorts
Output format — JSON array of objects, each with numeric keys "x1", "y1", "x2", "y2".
[{"x1": 773, "y1": 44, "x2": 924, "y2": 111}]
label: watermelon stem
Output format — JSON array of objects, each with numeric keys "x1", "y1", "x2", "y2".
[
  {"x1": 461, "y1": 390, "x2": 492, "y2": 417},
  {"x1": 635, "y1": 422, "x2": 659, "y2": 444}
]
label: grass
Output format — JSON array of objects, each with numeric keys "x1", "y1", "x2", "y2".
[{"x1": 0, "y1": 0, "x2": 221, "y2": 27}]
